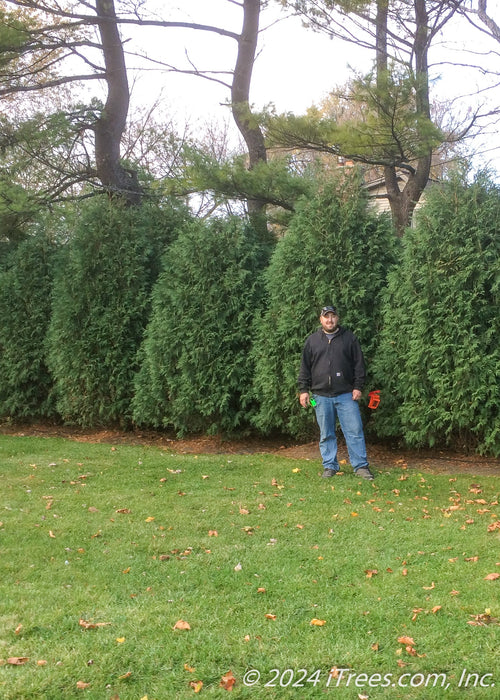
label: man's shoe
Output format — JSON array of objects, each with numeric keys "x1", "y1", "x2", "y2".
[
  {"x1": 322, "y1": 468, "x2": 338, "y2": 478},
  {"x1": 355, "y1": 467, "x2": 375, "y2": 480}
]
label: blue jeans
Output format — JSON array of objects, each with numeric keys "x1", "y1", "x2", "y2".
[{"x1": 312, "y1": 393, "x2": 369, "y2": 472}]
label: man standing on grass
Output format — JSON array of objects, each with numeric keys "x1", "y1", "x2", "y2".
[{"x1": 298, "y1": 305, "x2": 374, "y2": 480}]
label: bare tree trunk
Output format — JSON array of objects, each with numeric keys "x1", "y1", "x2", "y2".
[
  {"x1": 231, "y1": 0, "x2": 269, "y2": 240},
  {"x1": 378, "y1": 0, "x2": 432, "y2": 236},
  {"x1": 94, "y1": 0, "x2": 142, "y2": 205},
  {"x1": 478, "y1": 0, "x2": 500, "y2": 41}
]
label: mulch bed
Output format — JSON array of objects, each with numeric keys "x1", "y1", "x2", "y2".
[{"x1": 1, "y1": 422, "x2": 498, "y2": 476}]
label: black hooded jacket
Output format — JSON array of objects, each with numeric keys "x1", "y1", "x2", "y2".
[{"x1": 297, "y1": 326, "x2": 366, "y2": 397}]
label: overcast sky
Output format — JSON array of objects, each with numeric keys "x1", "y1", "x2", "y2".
[{"x1": 128, "y1": 2, "x2": 365, "y2": 118}]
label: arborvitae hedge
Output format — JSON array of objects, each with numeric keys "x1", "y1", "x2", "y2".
[
  {"x1": 46, "y1": 198, "x2": 186, "y2": 427},
  {"x1": 371, "y1": 173, "x2": 500, "y2": 455},
  {"x1": 0, "y1": 232, "x2": 57, "y2": 419},
  {"x1": 132, "y1": 216, "x2": 271, "y2": 435},
  {"x1": 251, "y1": 175, "x2": 397, "y2": 438}
]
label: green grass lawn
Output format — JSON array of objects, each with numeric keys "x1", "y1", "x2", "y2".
[{"x1": 0, "y1": 435, "x2": 499, "y2": 699}]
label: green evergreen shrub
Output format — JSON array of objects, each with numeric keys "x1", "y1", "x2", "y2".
[
  {"x1": 0, "y1": 232, "x2": 57, "y2": 419},
  {"x1": 46, "y1": 198, "x2": 185, "y2": 427},
  {"x1": 251, "y1": 174, "x2": 396, "y2": 438},
  {"x1": 132, "y1": 216, "x2": 270, "y2": 435},
  {"x1": 371, "y1": 172, "x2": 500, "y2": 455}
]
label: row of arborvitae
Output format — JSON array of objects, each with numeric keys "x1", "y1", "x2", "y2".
[{"x1": 0, "y1": 171, "x2": 498, "y2": 455}]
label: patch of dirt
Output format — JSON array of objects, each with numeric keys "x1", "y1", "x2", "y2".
[{"x1": 1, "y1": 421, "x2": 498, "y2": 477}]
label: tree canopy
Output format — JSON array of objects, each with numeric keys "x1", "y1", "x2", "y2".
[{"x1": 0, "y1": 0, "x2": 499, "y2": 227}]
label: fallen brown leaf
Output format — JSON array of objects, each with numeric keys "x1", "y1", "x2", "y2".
[
  {"x1": 173, "y1": 620, "x2": 191, "y2": 631},
  {"x1": 7, "y1": 657, "x2": 29, "y2": 665},
  {"x1": 310, "y1": 618, "x2": 326, "y2": 626},
  {"x1": 190, "y1": 680, "x2": 203, "y2": 693},
  {"x1": 484, "y1": 573, "x2": 500, "y2": 580},
  {"x1": 412, "y1": 608, "x2": 424, "y2": 621},
  {"x1": 220, "y1": 670, "x2": 236, "y2": 691},
  {"x1": 79, "y1": 618, "x2": 111, "y2": 630},
  {"x1": 468, "y1": 612, "x2": 499, "y2": 626}
]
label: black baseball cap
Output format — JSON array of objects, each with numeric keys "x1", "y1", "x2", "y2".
[{"x1": 320, "y1": 305, "x2": 337, "y2": 316}]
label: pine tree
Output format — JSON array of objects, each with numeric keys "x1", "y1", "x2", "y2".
[
  {"x1": 252, "y1": 174, "x2": 396, "y2": 437},
  {"x1": 0, "y1": 231, "x2": 57, "y2": 419},
  {"x1": 46, "y1": 199, "x2": 183, "y2": 426},
  {"x1": 372, "y1": 172, "x2": 500, "y2": 455},
  {"x1": 133, "y1": 216, "x2": 270, "y2": 435}
]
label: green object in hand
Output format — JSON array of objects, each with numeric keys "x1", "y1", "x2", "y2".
[{"x1": 310, "y1": 397, "x2": 317, "y2": 407}]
